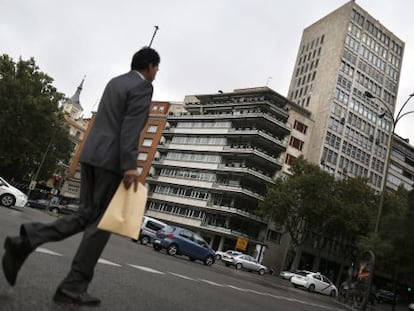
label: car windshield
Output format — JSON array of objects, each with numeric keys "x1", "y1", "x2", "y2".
[{"x1": 296, "y1": 271, "x2": 311, "y2": 276}]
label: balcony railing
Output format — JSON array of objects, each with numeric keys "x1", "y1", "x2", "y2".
[
  {"x1": 217, "y1": 163, "x2": 274, "y2": 183},
  {"x1": 211, "y1": 183, "x2": 263, "y2": 200},
  {"x1": 167, "y1": 111, "x2": 290, "y2": 130}
]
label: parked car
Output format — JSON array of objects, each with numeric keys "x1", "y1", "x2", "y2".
[
  {"x1": 290, "y1": 272, "x2": 337, "y2": 297},
  {"x1": 280, "y1": 269, "x2": 313, "y2": 280},
  {"x1": 153, "y1": 225, "x2": 215, "y2": 266},
  {"x1": 132, "y1": 216, "x2": 168, "y2": 245},
  {"x1": 222, "y1": 253, "x2": 267, "y2": 275},
  {"x1": 26, "y1": 199, "x2": 50, "y2": 210},
  {"x1": 0, "y1": 177, "x2": 28, "y2": 208},
  {"x1": 215, "y1": 250, "x2": 242, "y2": 261},
  {"x1": 49, "y1": 203, "x2": 79, "y2": 215},
  {"x1": 375, "y1": 289, "x2": 398, "y2": 304}
]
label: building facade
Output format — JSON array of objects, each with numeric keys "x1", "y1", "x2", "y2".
[
  {"x1": 145, "y1": 87, "x2": 295, "y2": 268},
  {"x1": 137, "y1": 101, "x2": 173, "y2": 184},
  {"x1": 388, "y1": 134, "x2": 414, "y2": 192},
  {"x1": 287, "y1": 0, "x2": 404, "y2": 192}
]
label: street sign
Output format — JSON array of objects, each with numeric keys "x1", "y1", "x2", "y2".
[
  {"x1": 236, "y1": 237, "x2": 248, "y2": 251},
  {"x1": 29, "y1": 180, "x2": 37, "y2": 190}
]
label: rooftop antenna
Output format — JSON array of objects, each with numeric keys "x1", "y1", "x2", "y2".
[{"x1": 149, "y1": 25, "x2": 159, "y2": 47}]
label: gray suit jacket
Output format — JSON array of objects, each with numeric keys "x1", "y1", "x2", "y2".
[{"x1": 80, "y1": 71, "x2": 153, "y2": 175}]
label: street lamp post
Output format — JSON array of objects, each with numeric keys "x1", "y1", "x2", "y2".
[
  {"x1": 364, "y1": 91, "x2": 414, "y2": 235},
  {"x1": 27, "y1": 138, "x2": 53, "y2": 198}
]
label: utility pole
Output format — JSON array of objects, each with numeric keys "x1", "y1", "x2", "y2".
[{"x1": 149, "y1": 25, "x2": 159, "y2": 47}]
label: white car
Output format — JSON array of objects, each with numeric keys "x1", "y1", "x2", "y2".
[
  {"x1": 290, "y1": 272, "x2": 337, "y2": 297},
  {"x1": 223, "y1": 253, "x2": 267, "y2": 275},
  {"x1": 0, "y1": 177, "x2": 28, "y2": 208},
  {"x1": 215, "y1": 250, "x2": 242, "y2": 261},
  {"x1": 280, "y1": 269, "x2": 312, "y2": 280}
]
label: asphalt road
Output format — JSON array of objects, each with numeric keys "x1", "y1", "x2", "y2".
[{"x1": 0, "y1": 205, "x2": 350, "y2": 311}]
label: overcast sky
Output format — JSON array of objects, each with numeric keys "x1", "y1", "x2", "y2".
[{"x1": 1, "y1": 0, "x2": 413, "y2": 142}]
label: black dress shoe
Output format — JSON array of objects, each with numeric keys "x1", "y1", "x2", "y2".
[
  {"x1": 2, "y1": 236, "x2": 31, "y2": 286},
  {"x1": 53, "y1": 288, "x2": 101, "y2": 306}
]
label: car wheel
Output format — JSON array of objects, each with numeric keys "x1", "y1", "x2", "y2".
[
  {"x1": 131, "y1": 238, "x2": 138, "y2": 243},
  {"x1": 189, "y1": 257, "x2": 196, "y2": 262},
  {"x1": 259, "y1": 269, "x2": 265, "y2": 275},
  {"x1": 330, "y1": 290, "x2": 336, "y2": 297},
  {"x1": 0, "y1": 194, "x2": 16, "y2": 207},
  {"x1": 204, "y1": 255, "x2": 214, "y2": 266},
  {"x1": 308, "y1": 284, "x2": 315, "y2": 292},
  {"x1": 235, "y1": 263, "x2": 242, "y2": 270},
  {"x1": 167, "y1": 244, "x2": 178, "y2": 256},
  {"x1": 225, "y1": 262, "x2": 230, "y2": 267},
  {"x1": 293, "y1": 284, "x2": 298, "y2": 288},
  {"x1": 140, "y1": 236, "x2": 150, "y2": 245},
  {"x1": 215, "y1": 254, "x2": 222, "y2": 260},
  {"x1": 153, "y1": 244, "x2": 161, "y2": 251}
]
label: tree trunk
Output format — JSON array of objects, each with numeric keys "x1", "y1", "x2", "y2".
[
  {"x1": 336, "y1": 261, "x2": 345, "y2": 289},
  {"x1": 312, "y1": 252, "x2": 321, "y2": 272},
  {"x1": 289, "y1": 247, "x2": 302, "y2": 271}
]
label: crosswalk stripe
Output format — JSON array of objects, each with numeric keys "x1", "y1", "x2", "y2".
[
  {"x1": 98, "y1": 258, "x2": 122, "y2": 267},
  {"x1": 127, "y1": 264, "x2": 165, "y2": 274},
  {"x1": 35, "y1": 247, "x2": 63, "y2": 256}
]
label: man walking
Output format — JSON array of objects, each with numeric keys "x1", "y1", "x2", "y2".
[{"x1": 2, "y1": 47, "x2": 160, "y2": 306}]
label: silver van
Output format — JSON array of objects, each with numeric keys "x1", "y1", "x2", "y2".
[{"x1": 136, "y1": 216, "x2": 168, "y2": 245}]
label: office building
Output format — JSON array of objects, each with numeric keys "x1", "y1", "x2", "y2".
[{"x1": 287, "y1": 0, "x2": 404, "y2": 192}]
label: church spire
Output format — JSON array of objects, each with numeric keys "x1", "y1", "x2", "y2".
[{"x1": 68, "y1": 75, "x2": 85, "y2": 110}]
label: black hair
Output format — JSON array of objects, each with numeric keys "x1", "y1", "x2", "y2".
[{"x1": 131, "y1": 47, "x2": 160, "y2": 71}]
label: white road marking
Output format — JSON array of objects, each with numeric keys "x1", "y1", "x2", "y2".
[
  {"x1": 264, "y1": 293, "x2": 343, "y2": 310},
  {"x1": 35, "y1": 247, "x2": 63, "y2": 256},
  {"x1": 199, "y1": 279, "x2": 224, "y2": 287},
  {"x1": 30, "y1": 245, "x2": 341, "y2": 311},
  {"x1": 127, "y1": 264, "x2": 165, "y2": 274},
  {"x1": 169, "y1": 272, "x2": 196, "y2": 281},
  {"x1": 98, "y1": 258, "x2": 122, "y2": 267},
  {"x1": 226, "y1": 285, "x2": 250, "y2": 292}
]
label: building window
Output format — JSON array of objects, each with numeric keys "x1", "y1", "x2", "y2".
[
  {"x1": 142, "y1": 138, "x2": 153, "y2": 147},
  {"x1": 152, "y1": 105, "x2": 158, "y2": 112},
  {"x1": 266, "y1": 230, "x2": 282, "y2": 243},
  {"x1": 137, "y1": 167, "x2": 143, "y2": 176},
  {"x1": 137, "y1": 152, "x2": 148, "y2": 161},
  {"x1": 285, "y1": 154, "x2": 297, "y2": 166},
  {"x1": 293, "y1": 120, "x2": 308, "y2": 134},
  {"x1": 158, "y1": 106, "x2": 165, "y2": 112},
  {"x1": 289, "y1": 136, "x2": 304, "y2": 151},
  {"x1": 147, "y1": 125, "x2": 158, "y2": 133}
]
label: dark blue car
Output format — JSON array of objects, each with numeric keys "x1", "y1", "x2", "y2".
[{"x1": 153, "y1": 225, "x2": 215, "y2": 266}]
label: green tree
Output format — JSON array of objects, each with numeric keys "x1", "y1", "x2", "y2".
[
  {"x1": 0, "y1": 54, "x2": 71, "y2": 182},
  {"x1": 259, "y1": 157, "x2": 340, "y2": 269},
  {"x1": 360, "y1": 187, "x2": 414, "y2": 286},
  {"x1": 259, "y1": 156, "x2": 375, "y2": 272}
]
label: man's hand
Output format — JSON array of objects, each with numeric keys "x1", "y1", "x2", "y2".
[{"x1": 123, "y1": 169, "x2": 139, "y2": 192}]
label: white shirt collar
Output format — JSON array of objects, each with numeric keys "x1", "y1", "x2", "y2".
[{"x1": 134, "y1": 70, "x2": 146, "y2": 81}]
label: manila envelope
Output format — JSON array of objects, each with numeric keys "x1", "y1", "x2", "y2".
[{"x1": 98, "y1": 182, "x2": 148, "y2": 240}]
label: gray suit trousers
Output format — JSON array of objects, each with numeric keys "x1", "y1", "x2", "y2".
[{"x1": 22, "y1": 164, "x2": 122, "y2": 293}]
